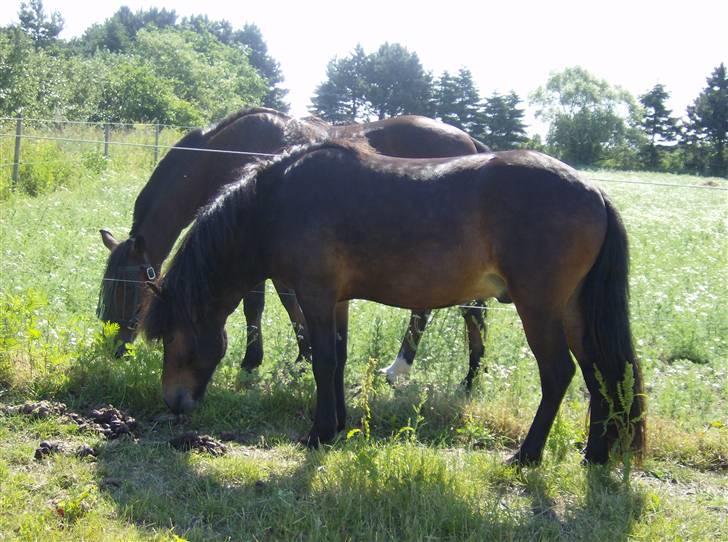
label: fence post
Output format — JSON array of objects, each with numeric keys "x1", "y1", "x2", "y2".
[
  {"x1": 11, "y1": 113, "x2": 23, "y2": 191},
  {"x1": 104, "y1": 124, "x2": 110, "y2": 159},
  {"x1": 153, "y1": 122, "x2": 160, "y2": 164}
]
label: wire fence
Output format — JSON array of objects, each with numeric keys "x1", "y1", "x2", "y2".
[{"x1": 2, "y1": 116, "x2": 727, "y2": 192}]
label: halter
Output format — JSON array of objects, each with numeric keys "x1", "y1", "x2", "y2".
[{"x1": 97, "y1": 261, "x2": 157, "y2": 332}]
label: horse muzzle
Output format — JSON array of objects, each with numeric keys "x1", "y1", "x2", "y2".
[{"x1": 163, "y1": 387, "x2": 198, "y2": 415}]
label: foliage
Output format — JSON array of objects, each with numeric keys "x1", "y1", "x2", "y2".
[
  {"x1": 310, "y1": 45, "x2": 372, "y2": 123},
  {"x1": 639, "y1": 84, "x2": 678, "y2": 170},
  {"x1": 531, "y1": 66, "x2": 641, "y2": 167},
  {"x1": 684, "y1": 63, "x2": 728, "y2": 177},
  {"x1": 0, "y1": 5, "x2": 279, "y2": 125},
  {"x1": 479, "y1": 91, "x2": 528, "y2": 150},
  {"x1": 18, "y1": 0, "x2": 63, "y2": 48},
  {"x1": 365, "y1": 42, "x2": 433, "y2": 120},
  {"x1": 433, "y1": 68, "x2": 482, "y2": 133}
]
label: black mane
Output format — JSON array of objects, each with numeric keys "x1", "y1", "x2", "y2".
[{"x1": 141, "y1": 140, "x2": 365, "y2": 340}]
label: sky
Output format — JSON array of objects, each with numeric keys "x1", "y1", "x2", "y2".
[{"x1": 2, "y1": 0, "x2": 727, "y2": 135}]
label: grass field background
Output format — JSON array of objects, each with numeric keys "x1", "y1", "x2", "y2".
[{"x1": 0, "y1": 134, "x2": 726, "y2": 540}]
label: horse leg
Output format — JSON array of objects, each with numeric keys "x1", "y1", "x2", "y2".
[
  {"x1": 241, "y1": 282, "x2": 265, "y2": 371},
  {"x1": 335, "y1": 301, "x2": 349, "y2": 433},
  {"x1": 271, "y1": 279, "x2": 311, "y2": 364},
  {"x1": 381, "y1": 310, "x2": 431, "y2": 384},
  {"x1": 563, "y1": 299, "x2": 611, "y2": 464},
  {"x1": 297, "y1": 293, "x2": 338, "y2": 447},
  {"x1": 460, "y1": 300, "x2": 487, "y2": 391},
  {"x1": 510, "y1": 308, "x2": 575, "y2": 466}
]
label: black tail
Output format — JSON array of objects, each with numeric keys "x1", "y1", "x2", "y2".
[
  {"x1": 470, "y1": 137, "x2": 491, "y2": 153},
  {"x1": 580, "y1": 193, "x2": 646, "y2": 460}
]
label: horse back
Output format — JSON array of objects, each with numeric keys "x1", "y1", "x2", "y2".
[{"x1": 260, "y1": 148, "x2": 607, "y2": 309}]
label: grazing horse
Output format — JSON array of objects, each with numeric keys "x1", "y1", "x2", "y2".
[
  {"x1": 141, "y1": 142, "x2": 646, "y2": 466},
  {"x1": 98, "y1": 107, "x2": 491, "y2": 386}
]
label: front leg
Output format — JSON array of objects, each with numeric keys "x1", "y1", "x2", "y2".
[
  {"x1": 298, "y1": 293, "x2": 338, "y2": 447},
  {"x1": 241, "y1": 282, "x2": 266, "y2": 371},
  {"x1": 334, "y1": 301, "x2": 349, "y2": 433}
]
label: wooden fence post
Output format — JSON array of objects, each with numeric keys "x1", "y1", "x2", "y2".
[
  {"x1": 104, "y1": 124, "x2": 110, "y2": 159},
  {"x1": 11, "y1": 113, "x2": 23, "y2": 191},
  {"x1": 153, "y1": 122, "x2": 160, "y2": 164}
]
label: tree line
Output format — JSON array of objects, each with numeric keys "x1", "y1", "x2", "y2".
[{"x1": 1, "y1": 1, "x2": 726, "y2": 177}]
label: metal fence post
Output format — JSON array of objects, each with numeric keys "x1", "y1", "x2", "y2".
[
  {"x1": 104, "y1": 124, "x2": 110, "y2": 159},
  {"x1": 11, "y1": 113, "x2": 23, "y2": 191},
  {"x1": 153, "y1": 122, "x2": 160, "y2": 164}
]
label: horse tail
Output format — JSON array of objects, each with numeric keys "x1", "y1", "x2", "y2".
[
  {"x1": 470, "y1": 137, "x2": 491, "y2": 153},
  {"x1": 580, "y1": 192, "x2": 646, "y2": 460}
]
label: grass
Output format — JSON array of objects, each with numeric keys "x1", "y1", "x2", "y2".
[{"x1": 0, "y1": 142, "x2": 727, "y2": 540}]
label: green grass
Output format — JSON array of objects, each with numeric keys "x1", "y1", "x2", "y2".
[{"x1": 0, "y1": 151, "x2": 727, "y2": 540}]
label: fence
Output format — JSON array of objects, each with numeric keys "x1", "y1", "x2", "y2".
[{"x1": 2, "y1": 116, "x2": 727, "y2": 195}]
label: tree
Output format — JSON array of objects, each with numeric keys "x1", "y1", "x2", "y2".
[
  {"x1": 685, "y1": 63, "x2": 728, "y2": 177},
  {"x1": 639, "y1": 84, "x2": 678, "y2": 169},
  {"x1": 433, "y1": 68, "x2": 481, "y2": 132},
  {"x1": 234, "y1": 24, "x2": 289, "y2": 111},
  {"x1": 480, "y1": 91, "x2": 528, "y2": 150},
  {"x1": 365, "y1": 43, "x2": 432, "y2": 119},
  {"x1": 531, "y1": 67, "x2": 638, "y2": 167},
  {"x1": 133, "y1": 28, "x2": 267, "y2": 122},
  {"x1": 18, "y1": 0, "x2": 63, "y2": 48},
  {"x1": 310, "y1": 45, "x2": 369, "y2": 123}
]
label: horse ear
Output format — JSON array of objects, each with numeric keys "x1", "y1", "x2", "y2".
[
  {"x1": 131, "y1": 235, "x2": 146, "y2": 255},
  {"x1": 100, "y1": 229, "x2": 119, "y2": 251}
]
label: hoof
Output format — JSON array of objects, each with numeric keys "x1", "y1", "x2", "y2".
[{"x1": 506, "y1": 450, "x2": 542, "y2": 468}]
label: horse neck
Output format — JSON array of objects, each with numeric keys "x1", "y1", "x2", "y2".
[{"x1": 133, "y1": 159, "x2": 255, "y2": 267}]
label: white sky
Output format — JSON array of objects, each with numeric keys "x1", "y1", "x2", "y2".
[{"x1": 2, "y1": 0, "x2": 726, "y2": 135}]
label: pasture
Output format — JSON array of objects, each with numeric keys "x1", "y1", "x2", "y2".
[{"x1": 0, "y1": 132, "x2": 726, "y2": 541}]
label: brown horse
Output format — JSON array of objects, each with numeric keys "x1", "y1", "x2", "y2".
[
  {"x1": 98, "y1": 107, "x2": 491, "y2": 386},
  {"x1": 142, "y1": 142, "x2": 646, "y2": 466}
]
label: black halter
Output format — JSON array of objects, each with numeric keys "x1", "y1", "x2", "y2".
[{"x1": 97, "y1": 262, "x2": 157, "y2": 332}]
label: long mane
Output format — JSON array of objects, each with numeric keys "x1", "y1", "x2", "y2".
[{"x1": 141, "y1": 140, "x2": 365, "y2": 340}]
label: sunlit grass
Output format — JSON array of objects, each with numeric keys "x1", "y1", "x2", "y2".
[{"x1": 1, "y1": 162, "x2": 726, "y2": 540}]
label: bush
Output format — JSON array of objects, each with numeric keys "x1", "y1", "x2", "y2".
[{"x1": 17, "y1": 141, "x2": 73, "y2": 196}]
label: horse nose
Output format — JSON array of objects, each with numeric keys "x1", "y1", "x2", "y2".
[{"x1": 164, "y1": 388, "x2": 197, "y2": 414}]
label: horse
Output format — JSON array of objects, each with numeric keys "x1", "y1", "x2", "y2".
[
  {"x1": 141, "y1": 141, "x2": 646, "y2": 466},
  {"x1": 98, "y1": 107, "x2": 492, "y2": 387}
]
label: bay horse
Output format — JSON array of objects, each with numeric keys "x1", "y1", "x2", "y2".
[
  {"x1": 141, "y1": 141, "x2": 646, "y2": 466},
  {"x1": 98, "y1": 107, "x2": 491, "y2": 386}
]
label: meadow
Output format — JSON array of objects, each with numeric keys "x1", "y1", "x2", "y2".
[{"x1": 0, "y1": 129, "x2": 726, "y2": 541}]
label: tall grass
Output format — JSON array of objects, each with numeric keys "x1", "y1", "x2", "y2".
[{"x1": 0, "y1": 155, "x2": 726, "y2": 540}]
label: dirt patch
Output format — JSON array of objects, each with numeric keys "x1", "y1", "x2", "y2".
[
  {"x1": 169, "y1": 432, "x2": 227, "y2": 456},
  {"x1": 3, "y1": 401, "x2": 139, "y2": 441}
]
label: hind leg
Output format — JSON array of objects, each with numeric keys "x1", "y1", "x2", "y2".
[
  {"x1": 241, "y1": 282, "x2": 266, "y2": 371},
  {"x1": 381, "y1": 310, "x2": 431, "y2": 384},
  {"x1": 510, "y1": 307, "x2": 575, "y2": 466},
  {"x1": 563, "y1": 300, "x2": 611, "y2": 464},
  {"x1": 334, "y1": 302, "x2": 349, "y2": 433},
  {"x1": 460, "y1": 300, "x2": 487, "y2": 391}
]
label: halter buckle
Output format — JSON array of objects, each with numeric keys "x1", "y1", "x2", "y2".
[{"x1": 145, "y1": 266, "x2": 156, "y2": 280}]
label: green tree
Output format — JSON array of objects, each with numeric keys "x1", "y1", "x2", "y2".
[
  {"x1": 310, "y1": 45, "x2": 369, "y2": 123},
  {"x1": 480, "y1": 91, "x2": 528, "y2": 150},
  {"x1": 78, "y1": 6, "x2": 178, "y2": 53},
  {"x1": 531, "y1": 66, "x2": 638, "y2": 167},
  {"x1": 18, "y1": 0, "x2": 63, "y2": 49},
  {"x1": 685, "y1": 63, "x2": 728, "y2": 176},
  {"x1": 433, "y1": 68, "x2": 481, "y2": 132},
  {"x1": 133, "y1": 28, "x2": 267, "y2": 122},
  {"x1": 639, "y1": 84, "x2": 678, "y2": 170},
  {"x1": 365, "y1": 42, "x2": 432, "y2": 119},
  {"x1": 234, "y1": 24, "x2": 289, "y2": 111}
]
